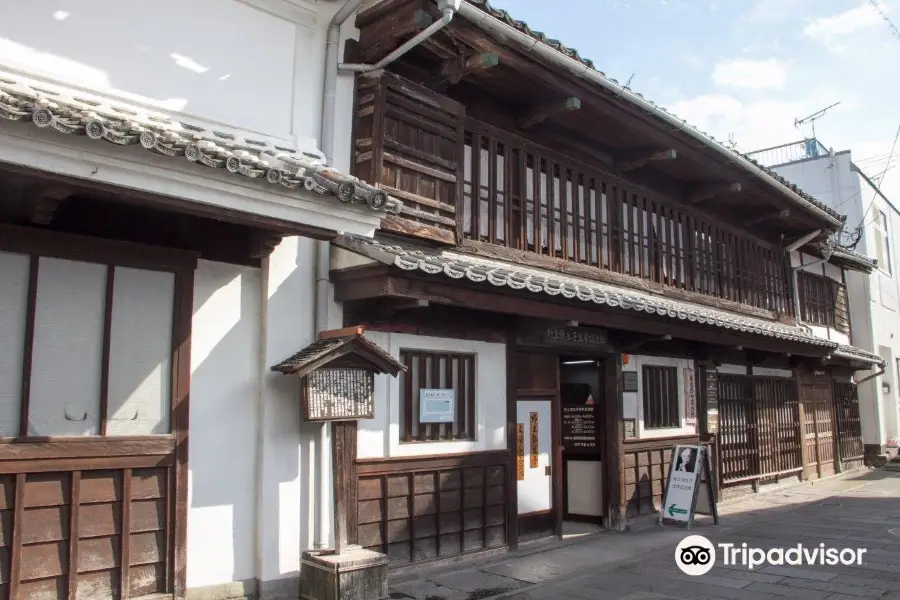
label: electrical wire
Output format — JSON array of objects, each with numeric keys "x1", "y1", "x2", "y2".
[{"x1": 856, "y1": 124, "x2": 900, "y2": 233}]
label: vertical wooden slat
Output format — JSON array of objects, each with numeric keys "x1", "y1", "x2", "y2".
[
  {"x1": 418, "y1": 354, "x2": 428, "y2": 442},
  {"x1": 531, "y1": 154, "x2": 541, "y2": 254},
  {"x1": 431, "y1": 355, "x2": 441, "y2": 441},
  {"x1": 637, "y1": 196, "x2": 646, "y2": 279},
  {"x1": 488, "y1": 138, "x2": 497, "y2": 245},
  {"x1": 519, "y1": 148, "x2": 528, "y2": 251},
  {"x1": 68, "y1": 471, "x2": 81, "y2": 600},
  {"x1": 403, "y1": 351, "x2": 413, "y2": 442},
  {"x1": 472, "y1": 133, "x2": 482, "y2": 241},
  {"x1": 455, "y1": 355, "x2": 464, "y2": 440},
  {"x1": 8, "y1": 473, "x2": 25, "y2": 599},
  {"x1": 598, "y1": 182, "x2": 607, "y2": 268},
  {"x1": 121, "y1": 468, "x2": 133, "y2": 599},
  {"x1": 164, "y1": 466, "x2": 173, "y2": 592},
  {"x1": 503, "y1": 142, "x2": 511, "y2": 247},
  {"x1": 573, "y1": 172, "x2": 581, "y2": 263},
  {"x1": 19, "y1": 256, "x2": 39, "y2": 437},
  {"x1": 99, "y1": 265, "x2": 116, "y2": 436},
  {"x1": 560, "y1": 167, "x2": 569, "y2": 261},
  {"x1": 547, "y1": 161, "x2": 556, "y2": 257},
  {"x1": 466, "y1": 356, "x2": 476, "y2": 441}
]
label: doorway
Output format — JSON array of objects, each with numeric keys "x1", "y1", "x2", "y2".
[
  {"x1": 515, "y1": 398, "x2": 556, "y2": 541},
  {"x1": 560, "y1": 357, "x2": 606, "y2": 535}
]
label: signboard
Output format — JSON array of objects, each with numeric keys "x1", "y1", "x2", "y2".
[
  {"x1": 516, "y1": 325, "x2": 612, "y2": 352},
  {"x1": 707, "y1": 410, "x2": 719, "y2": 434},
  {"x1": 529, "y1": 412, "x2": 539, "y2": 468},
  {"x1": 304, "y1": 368, "x2": 374, "y2": 421},
  {"x1": 516, "y1": 424, "x2": 525, "y2": 481},
  {"x1": 623, "y1": 371, "x2": 639, "y2": 393},
  {"x1": 561, "y1": 405, "x2": 598, "y2": 453},
  {"x1": 684, "y1": 368, "x2": 697, "y2": 426},
  {"x1": 624, "y1": 418, "x2": 636, "y2": 439},
  {"x1": 657, "y1": 444, "x2": 719, "y2": 530},
  {"x1": 419, "y1": 389, "x2": 455, "y2": 423},
  {"x1": 705, "y1": 370, "x2": 719, "y2": 411}
]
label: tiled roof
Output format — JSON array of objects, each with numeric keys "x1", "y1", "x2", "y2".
[
  {"x1": 828, "y1": 245, "x2": 878, "y2": 272},
  {"x1": 834, "y1": 344, "x2": 885, "y2": 367},
  {"x1": 0, "y1": 72, "x2": 402, "y2": 215},
  {"x1": 336, "y1": 235, "x2": 839, "y2": 348},
  {"x1": 271, "y1": 332, "x2": 406, "y2": 377},
  {"x1": 464, "y1": 0, "x2": 846, "y2": 225}
]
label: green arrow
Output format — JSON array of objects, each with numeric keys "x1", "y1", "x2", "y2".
[{"x1": 667, "y1": 504, "x2": 687, "y2": 517}]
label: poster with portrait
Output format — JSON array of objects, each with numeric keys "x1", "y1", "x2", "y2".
[{"x1": 658, "y1": 444, "x2": 719, "y2": 530}]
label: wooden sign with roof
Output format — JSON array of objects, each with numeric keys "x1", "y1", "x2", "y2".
[{"x1": 271, "y1": 325, "x2": 406, "y2": 422}]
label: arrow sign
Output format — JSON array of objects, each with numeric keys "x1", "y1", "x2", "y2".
[{"x1": 667, "y1": 504, "x2": 687, "y2": 518}]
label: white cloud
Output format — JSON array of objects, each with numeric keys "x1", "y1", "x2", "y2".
[
  {"x1": 804, "y1": 3, "x2": 887, "y2": 42},
  {"x1": 712, "y1": 58, "x2": 788, "y2": 90}
]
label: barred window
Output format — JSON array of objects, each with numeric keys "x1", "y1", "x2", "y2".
[
  {"x1": 642, "y1": 366, "x2": 679, "y2": 429},
  {"x1": 398, "y1": 350, "x2": 476, "y2": 442},
  {"x1": 797, "y1": 270, "x2": 850, "y2": 334}
]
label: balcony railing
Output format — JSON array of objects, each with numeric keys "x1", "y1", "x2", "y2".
[
  {"x1": 461, "y1": 119, "x2": 794, "y2": 316},
  {"x1": 745, "y1": 139, "x2": 830, "y2": 168}
]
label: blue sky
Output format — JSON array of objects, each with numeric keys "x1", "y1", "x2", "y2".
[{"x1": 485, "y1": 0, "x2": 900, "y2": 202}]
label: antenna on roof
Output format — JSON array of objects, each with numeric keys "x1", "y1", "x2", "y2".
[
  {"x1": 794, "y1": 102, "x2": 841, "y2": 142},
  {"x1": 625, "y1": 73, "x2": 635, "y2": 88},
  {"x1": 725, "y1": 132, "x2": 739, "y2": 151}
]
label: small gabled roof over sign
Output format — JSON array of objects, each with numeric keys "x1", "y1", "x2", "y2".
[
  {"x1": 0, "y1": 72, "x2": 403, "y2": 215},
  {"x1": 270, "y1": 326, "x2": 407, "y2": 379}
]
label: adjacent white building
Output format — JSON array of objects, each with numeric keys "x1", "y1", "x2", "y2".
[
  {"x1": 747, "y1": 139, "x2": 900, "y2": 459},
  {"x1": 0, "y1": 1, "x2": 396, "y2": 598}
]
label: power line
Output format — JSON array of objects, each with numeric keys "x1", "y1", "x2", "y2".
[{"x1": 853, "y1": 124, "x2": 900, "y2": 240}]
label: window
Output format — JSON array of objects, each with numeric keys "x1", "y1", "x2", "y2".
[
  {"x1": 797, "y1": 270, "x2": 850, "y2": 334},
  {"x1": 398, "y1": 350, "x2": 476, "y2": 442},
  {"x1": 874, "y1": 210, "x2": 892, "y2": 275},
  {"x1": 0, "y1": 251, "x2": 176, "y2": 437},
  {"x1": 642, "y1": 366, "x2": 680, "y2": 429}
]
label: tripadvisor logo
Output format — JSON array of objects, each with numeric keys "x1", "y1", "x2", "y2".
[{"x1": 675, "y1": 535, "x2": 867, "y2": 576}]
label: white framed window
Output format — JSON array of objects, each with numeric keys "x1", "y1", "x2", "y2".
[{"x1": 873, "y1": 210, "x2": 892, "y2": 276}]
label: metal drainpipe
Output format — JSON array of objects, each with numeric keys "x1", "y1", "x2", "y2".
[
  {"x1": 314, "y1": 0, "x2": 459, "y2": 550},
  {"x1": 315, "y1": 0, "x2": 364, "y2": 551},
  {"x1": 338, "y1": 0, "x2": 460, "y2": 73}
]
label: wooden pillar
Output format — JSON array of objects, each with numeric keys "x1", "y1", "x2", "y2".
[
  {"x1": 505, "y1": 336, "x2": 519, "y2": 550},
  {"x1": 331, "y1": 420, "x2": 359, "y2": 554},
  {"x1": 604, "y1": 354, "x2": 626, "y2": 531}
]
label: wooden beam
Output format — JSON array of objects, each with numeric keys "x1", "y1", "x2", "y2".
[
  {"x1": 685, "y1": 182, "x2": 742, "y2": 204},
  {"x1": 518, "y1": 96, "x2": 582, "y2": 129},
  {"x1": 743, "y1": 208, "x2": 791, "y2": 228},
  {"x1": 441, "y1": 52, "x2": 499, "y2": 85},
  {"x1": 617, "y1": 149, "x2": 677, "y2": 172},
  {"x1": 605, "y1": 355, "x2": 626, "y2": 531},
  {"x1": 25, "y1": 186, "x2": 70, "y2": 225}
]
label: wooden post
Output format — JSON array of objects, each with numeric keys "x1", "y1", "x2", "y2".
[
  {"x1": 331, "y1": 420, "x2": 359, "y2": 554},
  {"x1": 604, "y1": 354, "x2": 626, "y2": 531}
]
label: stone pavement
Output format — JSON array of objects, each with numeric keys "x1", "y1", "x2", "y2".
[{"x1": 388, "y1": 469, "x2": 900, "y2": 600}]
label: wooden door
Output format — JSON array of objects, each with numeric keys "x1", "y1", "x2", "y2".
[{"x1": 799, "y1": 379, "x2": 836, "y2": 480}]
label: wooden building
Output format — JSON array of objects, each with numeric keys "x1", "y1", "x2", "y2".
[{"x1": 327, "y1": 0, "x2": 886, "y2": 568}]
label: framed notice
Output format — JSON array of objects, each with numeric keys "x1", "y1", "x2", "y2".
[
  {"x1": 419, "y1": 388, "x2": 455, "y2": 423},
  {"x1": 304, "y1": 368, "x2": 375, "y2": 421},
  {"x1": 623, "y1": 371, "x2": 639, "y2": 393}
]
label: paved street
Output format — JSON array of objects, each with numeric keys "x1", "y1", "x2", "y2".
[{"x1": 389, "y1": 469, "x2": 900, "y2": 600}]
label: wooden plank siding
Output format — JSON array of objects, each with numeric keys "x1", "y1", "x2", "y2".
[
  {"x1": 356, "y1": 452, "x2": 508, "y2": 567},
  {"x1": 797, "y1": 270, "x2": 851, "y2": 334},
  {"x1": 833, "y1": 381, "x2": 864, "y2": 463},
  {"x1": 353, "y1": 72, "x2": 464, "y2": 245}
]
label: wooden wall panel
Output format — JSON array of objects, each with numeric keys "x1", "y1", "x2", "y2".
[
  {"x1": 0, "y1": 466, "x2": 169, "y2": 600},
  {"x1": 623, "y1": 437, "x2": 698, "y2": 517},
  {"x1": 357, "y1": 451, "x2": 508, "y2": 566}
]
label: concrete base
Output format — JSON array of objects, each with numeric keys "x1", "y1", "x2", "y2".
[{"x1": 300, "y1": 548, "x2": 389, "y2": 600}]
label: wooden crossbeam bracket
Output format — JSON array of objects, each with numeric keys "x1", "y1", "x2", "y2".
[
  {"x1": 440, "y1": 52, "x2": 499, "y2": 85},
  {"x1": 617, "y1": 148, "x2": 677, "y2": 172},
  {"x1": 518, "y1": 96, "x2": 582, "y2": 129},
  {"x1": 620, "y1": 334, "x2": 672, "y2": 353},
  {"x1": 248, "y1": 232, "x2": 285, "y2": 259},
  {"x1": 685, "y1": 182, "x2": 742, "y2": 204},
  {"x1": 26, "y1": 187, "x2": 70, "y2": 225},
  {"x1": 743, "y1": 208, "x2": 791, "y2": 227}
]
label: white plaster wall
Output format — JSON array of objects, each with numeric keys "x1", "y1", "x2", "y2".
[
  {"x1": 0, "y1": 1, "x2": 380, "y2": 235},
  {"x1": 188, "y1": 260, "x2": 262, "y2": 588},
  {"x1": 357, "y1": 332, "x2": 507, "y2": 458},
  {"x1": 623, "y1": 355, "x2": 697, "y2": 440}
]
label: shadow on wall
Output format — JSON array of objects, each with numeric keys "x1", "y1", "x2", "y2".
[
  {"x1": 1, "y1": 0, "x2": 303, "y2": 135},
  {"x1": 187, "y1": 236, "x2": 321, "y2": 589}
]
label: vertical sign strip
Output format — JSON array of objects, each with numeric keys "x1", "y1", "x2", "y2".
[
  {"x1": 684, "y1": 367, "x2": 697, "y2": 425},
  {"x1": 529, "y1": 412, "x2": 539, "y2": 468},
  {"x1": 516, "y1": 423, "x2": 525, "y2": 481}
]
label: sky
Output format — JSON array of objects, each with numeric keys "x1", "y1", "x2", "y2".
[{"x1": 484, "y1": 0, "x2": 900, "y2": 207}]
